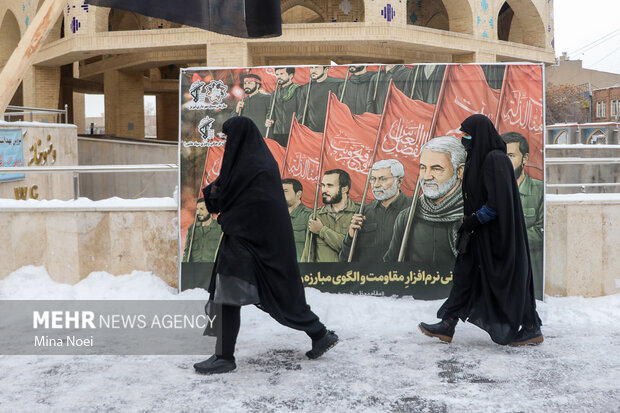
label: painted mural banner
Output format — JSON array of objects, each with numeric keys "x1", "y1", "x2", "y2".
[
  {"x1": 0, "y1": 129, "x2": 25, "y2": 182},
  {"x1": 178, "y1": 64, "x2": 545, "y2": 299}
]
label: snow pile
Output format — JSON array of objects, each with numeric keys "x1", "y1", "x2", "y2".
[
  {"x1": 0, "y1": 266, "x2": 619, "y2": 412},
  {"x1": 0, "y1": 197, "x2": 177, "y2": 210},
  {"x1": 0, "y1": 266, "x2": 188, "y2": 300}
]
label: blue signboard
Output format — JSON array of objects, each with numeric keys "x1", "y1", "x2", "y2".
[{"x1": 0, "y1": 129, "x2": 25, "y2": 182}]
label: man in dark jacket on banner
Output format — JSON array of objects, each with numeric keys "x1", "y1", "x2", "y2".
[
  {"x1": 339, "y1": 159, "x2": 411, "y2": 262},
  {"x1": 236, "y1": 74, "x2": 271, "y2": 137},
  {"x1": 297, "y1": 66, "x2": 343, "y2": 132},
  {"x1": 383, "y1": 136, "x2": 465, "y2": 264},
  {"x1": 195, "y1": 117, "x2": 338, "y2": 375},
  {"x1": 265, "y1": 67, "x2": 302, "y2": 146},
  {"x1": 419, "y1": 114, "x2": 543, "y2": 347},
  {"x1": 367, "y1": 65, "x2": 415, "y2": 114},
  {"x1": 339, "y1": 65, "x2": 375, "y2": 115}
]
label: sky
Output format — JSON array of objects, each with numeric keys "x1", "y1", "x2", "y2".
[
  {"x1": 85, "y1": 2, "x2": 620, "y2": 117},
  {"x1": 553, "y1": 0, "x2": 620, "y2": 75}
]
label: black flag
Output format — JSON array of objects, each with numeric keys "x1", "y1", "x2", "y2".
[{"x1": 86, "y1": 0, "x2": 281, "y2": 38}]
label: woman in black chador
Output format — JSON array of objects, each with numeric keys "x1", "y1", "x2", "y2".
[
  {"x1": 194, "y1": 116, "x2": 338, "y2": 375},
  {"x1": 419, "y1": 114, "x2": 543, "y2": 346}
]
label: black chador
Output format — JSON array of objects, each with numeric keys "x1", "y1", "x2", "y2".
[
  {"x1": 419, "y1": 114, "x2": 543, "y2": 346},
  {"x1": 194, "y1": 117, "x2": 338, "y2": 375},
  {"x1": 339, "y1": 69, "x2": 375, "y2": 115},
  {"x1": 298, "y1": 76, "x2": 342, "y2": 132}
]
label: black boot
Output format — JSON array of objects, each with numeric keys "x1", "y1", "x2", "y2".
[
  {"x1": 194, "y1": 355, "x2": 236, "y2": 374},
  {"x1": 306, "y1": 330, "x2": 339, "y2": 359},
  {"x1": 509, "y1": 325, "x2": 544, "y2": 346},
  {"x1": 418, "y1": 318, "x2": 458, "y2": 343}
]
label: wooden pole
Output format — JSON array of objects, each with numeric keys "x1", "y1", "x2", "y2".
[{"x1": 0, "y1": 0, "x2": 65, "y2": 116}]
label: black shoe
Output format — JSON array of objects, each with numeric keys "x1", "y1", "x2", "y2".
[
  {"x1": 306, "y1": 330, "x2": 339, "y2": 359},
  {"x1": 418, "y1": 319, "x2": 458, "y2": 343},
  {"x1": 509, "y1": 326, "x2": 544, "y2": 346},
  {"x1": 194, "y1": 355, "x2": 236, "y2": 374}
]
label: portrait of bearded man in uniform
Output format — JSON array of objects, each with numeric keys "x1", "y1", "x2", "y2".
[{"x1": 384, "y1": 136, "x2": 466, "y2": 264}]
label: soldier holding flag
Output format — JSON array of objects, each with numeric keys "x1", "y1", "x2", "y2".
[
  {"x1": 265, "y1": 67, "x2": 302, "y2": 146},
  {"x1": 236, "y1": 74, "x2": 271, "y2": 136}
]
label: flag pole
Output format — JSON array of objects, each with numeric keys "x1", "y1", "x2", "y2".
[
  {"x1": 280, "y1": 112, "x2": 296, "y2": 176},
  {"x1": 494, "y1": 65, "x2": 510, "y2": 127},
  {"x1": 347, "y1": 79, "x2": 393, "y2": 262},
  {"x1": 0, "y1": 0, "x2": 65, "y2": 116},
  {"x1": 305, "y1": 93, "x2": 332, "y2": 262},
  {"x1": 265, "y1": 83, "x2": 281, "y2": 138},
  {"x1": 301, "y1": 77, "x2": 312, "y2": 126},
  {"x1": 339, "y1": 66, "x2": 351, "y2": 102},
  {"x1": 428, "y1": 66, "x2": 451, "y2": 138},
  {"x1": 397, "y1": 173, "x2": 423, "y2": 262},
  {"x1": 372, "y1": 65, "x2": 383, "y2": 101},
  {"x1": 395, "y1": 65, "x2": 451, "y2": 261},
  {"x1": 409, "y1": 66, "x2": 420, "y2": 99}
]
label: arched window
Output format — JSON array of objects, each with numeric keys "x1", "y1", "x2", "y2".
[
  {"x1": 282, "y1": 5, "x2": 325, "y2": 23},
  {"x1": 407, "y1": 0, "x2": 472, "y2": 35},
  {"x1": 497, "y1": 1, "x2": 546, "y2": 48}
]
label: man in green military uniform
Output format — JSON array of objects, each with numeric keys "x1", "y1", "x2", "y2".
[
  {"x1": 339, "y1": 159, "x2": 411, "y2": 262},
  {"x1": 383, "y1": 136, "x2": 465, "y2": 265},
  {"x1": 339, "y1": 65, "x2": 375, "y2": 115},
  {"x1": 282, "y1": 178, "x2": 312, "y2": 261},
  {"x1": 235, "y1": 74, "x2": 271, "y2": 136},
  {"x1": 182, "y1": 198, "x2": 222, "y2": 262},
  {"x1": 302, "y1": 169, "x2": 357, "y2": 262},
  {"x1": 502, "y1": 132, "x2": 544, "y2": 297},
  {"x1": 265, "y1": 67, "x2": 302, "y2": 146}
]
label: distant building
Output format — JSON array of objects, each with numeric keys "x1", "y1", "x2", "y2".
[
  {"x1": 593, "y1": 85, "x2": 620, "y2": 123},
  {"x1": 546, "y1": 54, "x2": 620, "y2": 89}
]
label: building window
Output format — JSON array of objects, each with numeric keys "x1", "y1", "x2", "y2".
[
  {"x1": 612, "y1": 100, "x2": 617, "y2": 117},
  {"x1": 596, "y1": 101, "x2": 601, "y2": 118},
  {"x1": 602, "y1": 101, "x2": 606, "y2": 117}
]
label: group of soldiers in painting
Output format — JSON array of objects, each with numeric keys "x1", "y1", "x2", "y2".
[{"x1": 183, "y1": 64, "x2": 543, "y2": 288}]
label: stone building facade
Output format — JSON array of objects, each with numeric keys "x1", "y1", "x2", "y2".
[{"x1": 1, "y1": 0, "x2": 555, "y2": 140}]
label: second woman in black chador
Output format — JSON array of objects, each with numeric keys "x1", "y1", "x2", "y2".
[
  {"x1": 419, "y1": 114, "x2": 543, "y2": 346},
  {"x1": 194, "y1": 117, "x2": 338, "y2": 374}
]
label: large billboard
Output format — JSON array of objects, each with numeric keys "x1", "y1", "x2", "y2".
[{"x1": 179, "y1": 64, "x2": 545, "y2": 299}]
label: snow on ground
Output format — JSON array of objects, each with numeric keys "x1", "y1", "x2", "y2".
[{"x1": 0, "y1": 267, "x2": 619, "y2": 413}]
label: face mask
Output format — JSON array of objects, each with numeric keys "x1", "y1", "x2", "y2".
[{"x1": 461, "y1": 135, "x2": 473, "y2": 152}]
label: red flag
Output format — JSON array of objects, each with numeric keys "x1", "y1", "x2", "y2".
[
  {"x1": 434, "y1": 65, "x2": 500, "y2": 138},
  {"x1": 496, "y1": 65, "x2": 544, "y2": 180},
  {"x1": 201, "y1": 145, "x2": 225, "y2": 188},
  {"x1": 321, "y1": 92, "x2": 381, "y2": 203},
  {"x1": 375, "y1": 81, "x2": 436, "y2": 196},
  {"x1": 282, "y1": 117, "x2": 324, "y2": 207},
  {"x1": 264, "y1": 137, "x2": 286, "y2": 172}
]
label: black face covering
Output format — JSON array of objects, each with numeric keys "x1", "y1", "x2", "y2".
[
  {"x1": 459, "y1": 114, "x2": 507, "y2": 208},
  {"x1": 461, "y1": 137, "x2": 473, "y2": 153}
]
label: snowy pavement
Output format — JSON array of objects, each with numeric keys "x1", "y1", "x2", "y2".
[{"x1": 0, "y1": 267, "x2": 619, "y2": 413}]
